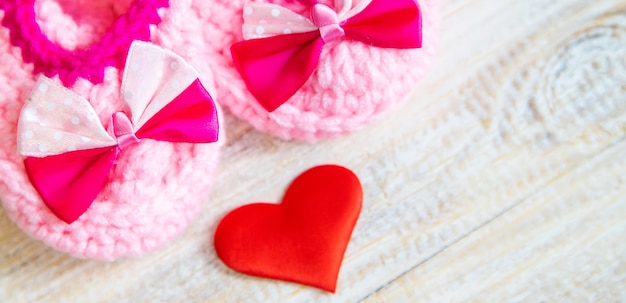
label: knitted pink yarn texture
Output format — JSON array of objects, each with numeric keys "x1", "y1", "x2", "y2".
[
  {"x1": 0, "y1": 0, "x2": 169, "y2": 86},
  {"x1": 0, "y1": 0, "x2": 224, "y2": 260},
  {"x1": 208, "y1": 0, "x2": 441, "y2": 142}
]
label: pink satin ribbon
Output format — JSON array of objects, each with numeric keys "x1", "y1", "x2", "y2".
[
  {"x1": 311, "y1": 4, "x2": 345, "y2": 43},
  {"x1": 111, "y1": 112, "x2": 141, "y2": 150},
  {"x1": 231, "y1": 0, "x2": 423, "y2": 112},
  {"x1": 17, "y1": 41, "x2": 219, "y2": 224}
]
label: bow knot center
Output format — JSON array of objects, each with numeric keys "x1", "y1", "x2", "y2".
[
  {"x1": 310, "y1": 4, "x2": 345, "y2": 43},
  {"x1": 111, "y1": 112, "x2": 139, "y2": 150}
]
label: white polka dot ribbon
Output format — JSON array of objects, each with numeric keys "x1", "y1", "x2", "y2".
[
  {"x1": 17, "y1": 41, "x2": 202, "y2": 158},
  {"x1": 241, "y1": 0, "x2": 373, "y2": 40}
]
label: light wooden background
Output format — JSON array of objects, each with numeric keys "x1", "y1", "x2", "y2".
[{"x1": 1, "y1": 0, "x2": 625, "y2": 301}]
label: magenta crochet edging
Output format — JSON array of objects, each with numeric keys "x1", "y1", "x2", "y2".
[{"x1": 0, "y1": 0, "x2": 169, "y2": 86}]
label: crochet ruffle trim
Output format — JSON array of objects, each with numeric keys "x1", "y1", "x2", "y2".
[{"x1": 0, "y1": 0, "x2": 169, "y2": 86}]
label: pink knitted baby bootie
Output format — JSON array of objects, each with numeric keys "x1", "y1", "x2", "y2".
[
  {"x1": 203, "y1": 0, "x2": 440, "y2": 142},
  {"x1": 0, "y1": 0, "x2": 224, "y2": 260}
]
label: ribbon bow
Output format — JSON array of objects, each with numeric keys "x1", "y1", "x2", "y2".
[
  {"x1": 17, "y1": 41, "x2": 220, "y2": 224},
  {"x1": 231, "y1": 0, "x2": 423, "y2": 112}
]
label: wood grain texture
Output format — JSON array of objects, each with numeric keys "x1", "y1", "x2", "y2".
[{"x1": 1, "y1": 0, "x2": 625, "y2": 302}]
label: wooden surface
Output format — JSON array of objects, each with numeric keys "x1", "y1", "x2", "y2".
[{"x1": 1, "y1": 0, "x2": 625, "y2": 301}]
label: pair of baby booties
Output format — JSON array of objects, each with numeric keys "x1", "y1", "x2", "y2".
[{"x1": 0, "y1": 0, "x2": 440, "y2": 260}]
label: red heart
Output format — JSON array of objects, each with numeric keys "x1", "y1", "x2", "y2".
[{"x1": 214, "y1": 165, "x2": 362, "y2": 292}]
